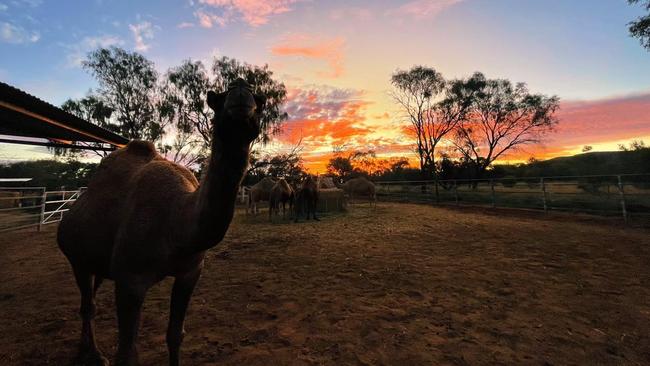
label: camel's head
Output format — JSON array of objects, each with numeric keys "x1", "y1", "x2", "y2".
[
  {"x1": 207, "y1": 78, "x2": 266, "y2": 146},
  {"x1": 302, "y1": 174, "x2": 317, "y2": 188}
]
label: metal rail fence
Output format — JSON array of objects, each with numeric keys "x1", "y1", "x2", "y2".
[
  {"x1": 2, "y1": 174, "x2": 647, "y2": 231},
  {"x1": 374, "y1": 174, "x2": 650, "y2": 222},
  {"x1": 0, "y1": 187, "x2": 85, "y2": 232}
]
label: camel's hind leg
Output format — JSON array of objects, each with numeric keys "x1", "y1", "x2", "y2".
[
  {"x1": 72, "y1": 268, "x2": 108, "y2": 366},
  {"x1": 167, "y1": 269, "x2": 201, "y2": 366}
]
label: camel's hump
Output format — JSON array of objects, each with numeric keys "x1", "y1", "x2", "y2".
[{"x1": 124, "y1": 140, "x2": 157, "y2": 157}]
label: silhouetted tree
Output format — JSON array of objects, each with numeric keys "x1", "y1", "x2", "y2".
[
  {"x1": 629, "y1": 0, "x2": 650, "y2": 50},
  {"x1": 158, "y1": 60, "x2": 212, "y2": 166},
  {"x1": 391, "y1": 66, "x2": 479, "y2": 183},
  {"x1": 618, "y1": 139, "x2": 647, "y2": 151},
  {"x1": 212, "y1": 56, "x2": 288, "y2": 144},
  {"x1": 83, "y1": 47, "x2": 164, "y2": 141},
  {"x1": 327, "y1": 155, "x2": 355, "y2": 180},
  {"x1": 56, "y1": 95, "x2": 114, "y2": 158},
  {"x1": 452, "y1": 73, "x2": 559, "y2": 180},
  {"x1": 159, "y1": 57, "x2": 289, "y2": 167},
  {"x1": 245, "y1": 148, "x2": 306, "y2": 185},
  {"x1": 390, "y1": 66, "x2": 444, "y2": 180},
  {"x1": 0, "y1": 160, "x2": 98, "y2": 189}
]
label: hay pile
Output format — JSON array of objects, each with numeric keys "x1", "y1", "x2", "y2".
[
  {"x1": 318, "y1": 176, "x2": 338, "y2": 189},
  {"x1": 318, "y1": 188, "x2": 346, "y2": 212}
]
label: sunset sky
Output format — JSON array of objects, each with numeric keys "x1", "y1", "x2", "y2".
[{"x1": 1, "y1": 0, "x2": 649, "y2": 172}]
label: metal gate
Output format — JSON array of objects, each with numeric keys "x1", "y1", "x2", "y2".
[{"x1": 0, "y1": 186, "x2": 85, "y2": 232}]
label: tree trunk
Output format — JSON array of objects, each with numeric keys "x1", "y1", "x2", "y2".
[
  {"x1": 431, "y1": 155, "x2": 439, "y2": 203},
  {"x1": 419, "y1": 159, "x2": 428, "y2": 194}
]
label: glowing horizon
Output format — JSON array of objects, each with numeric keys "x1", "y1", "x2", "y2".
[{"x1": 1, "y1": 0, "x2": 649, "y2": 170}]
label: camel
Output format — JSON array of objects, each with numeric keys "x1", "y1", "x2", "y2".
[
  {"x1": 268, "y1": 178, "x2": 294, "y2": 220},
  {"x1": 0, "y1": 191, "x2": 20, "y2": 209},
  {"x1": 293, "y1": 175, "x2": 319, "y2": 222},
  {"x1": 337, "y1": 177, "x2": 377, "y2": 207},
  {"x1": 247, "y1": 176, "x2": 276, "y2": 215},
  {"x1": 56, "y1": 78, "x2": 264, "y2": 366}
]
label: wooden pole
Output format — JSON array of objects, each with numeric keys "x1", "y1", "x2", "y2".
[
  {"x1": 38, "y1": 188, "x2": 46, "y2": 232},
  {"x1": 490, "y1": 179, "x2": 496, "y2": 208},
  {"x1": 434, "y1": 178, "x2": 440, "y2": 204},
  {"x1": 541, "y1": 178, "x2": 548, "y2": 213}
]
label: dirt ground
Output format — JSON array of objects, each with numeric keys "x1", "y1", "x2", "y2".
[{"x1": 1, "y1": 203, "x2": 649, "y2": 365}]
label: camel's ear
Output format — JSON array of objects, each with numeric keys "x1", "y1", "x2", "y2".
[
  {"x1": 207, "y1": 90, "x2": 226, "y2": 113},
  {"x1": 254, "y1": 94, "x2": 267, "y2": 113}
]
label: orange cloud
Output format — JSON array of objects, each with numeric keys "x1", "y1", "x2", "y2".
[
  {"x1": 271, "y1": 35, "x2": 346, "y2": 78},
  {"x1": 373, "y1": 112, "x2": 390, "y2": 119},
  {"x1": 280, "y1": 86, "x2": 371, "y2": 147},
  {"x1": 405, "y1": 93, "x2": 650, "y2": 163},
  {"x1": 194, "y1": 9, "x2": 227, "y2": 28},
  {"x1": 554, "y1": 93, "x2": 650, "y2": 147},
  {"x1": 283, "y1": 88, "x2": 650, "y2": 171}
]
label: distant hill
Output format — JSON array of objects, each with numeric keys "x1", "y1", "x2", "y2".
[{"x1": 497, "y1": 149, "x2": 650, "y2": 178}]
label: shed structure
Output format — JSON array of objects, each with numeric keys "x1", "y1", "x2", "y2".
[{"x1": 0, "y1": 81, "x2": 128, "y2": 151}]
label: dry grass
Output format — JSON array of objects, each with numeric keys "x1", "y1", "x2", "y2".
[{"x1": 1, "y1": 203, "x2": 649, "y2": 365}]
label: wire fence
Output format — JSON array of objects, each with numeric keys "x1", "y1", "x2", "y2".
[{"x1": 374, "y1": 174, "x2": 650, "y2": 223}]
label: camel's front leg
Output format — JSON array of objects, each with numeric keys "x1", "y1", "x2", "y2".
[
  {"x1": 311, "y1": 199, "x2": 320, "y2": 221},
  {"x1": 72, "y1": 268, "x2": 108, "y2": 366},
  {"x1": 115, "y1": 279, "x2": 149, "y2": 366},
  {"x1": 167, "y1": 269, "x2": 201, "y2": 366}
]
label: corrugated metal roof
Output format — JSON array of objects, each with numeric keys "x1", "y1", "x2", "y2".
[{"x1": 0, "y1": 81, "x2": 129, "y2": 148}]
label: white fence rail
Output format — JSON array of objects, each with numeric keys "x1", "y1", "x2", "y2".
[{"x1": 0, "y1": 187, "x2": 85, "y2": 232}]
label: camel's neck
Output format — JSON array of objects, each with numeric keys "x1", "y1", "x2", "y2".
[{"x1": 189, "y1": 135, "x2": 249, "y2": 252}]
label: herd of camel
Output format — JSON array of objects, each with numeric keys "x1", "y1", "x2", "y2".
[{"x1": 247, "y1": 174, "x2": 377, "y2": 222}]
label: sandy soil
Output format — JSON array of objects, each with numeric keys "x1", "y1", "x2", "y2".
[{"x1": 0, "y1": 203, "x2": 649, "y2": 365}]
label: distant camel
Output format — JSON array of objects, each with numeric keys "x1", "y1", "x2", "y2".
[
  {"x1": 247, "y1": 177, "x2": 276, "y2": 215},
  {"x1": 269, "y1": 178, "x2": 294, "y2": 220},
  {"x1": 338, "y1": 177, "x2": 377, "y2": 206},
  {"x1": 0, "y1": 191, "x2": 20, "y2": 209},
  {"x1": 294, "y1": 175, "x2": 319, "y2": 222},
  {"x1": 57, "y1": 78, "x2": 264, "y2": 366}
]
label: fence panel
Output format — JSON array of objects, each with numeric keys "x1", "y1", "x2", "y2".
[
  {"x1": 374, "y1": 174, "x2": 650, "y2": 221},
  {"x1": 0, "y1": 187, "x2": 85, "y2": 232}
]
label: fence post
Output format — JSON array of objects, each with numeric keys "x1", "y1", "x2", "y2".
[
  {"x1": 434, "y1": 178, "x2": 440, "y2": 204},
  {"x1": 541, "y1": 178, "x2": 548, "y2": 213},
  {"x1": 617, "y1": 175, "x2": 628, "y2": 223},
  {"x1": 454, "y1": 180, "x2": 459, "y2": 206},
  {"x1": 38, "y1": 188, "x2": 46, "y2": 232},
  {"x1": 490, "y1": 179, "x2": 496, "y2": 208}
]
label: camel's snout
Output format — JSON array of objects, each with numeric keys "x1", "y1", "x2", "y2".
[
  {"x1": 225, "y1": 90, "x2": 257, "y2": 118},
  {"x1": 226, "y1": 104, "x2": 256, "y2": 118}
]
